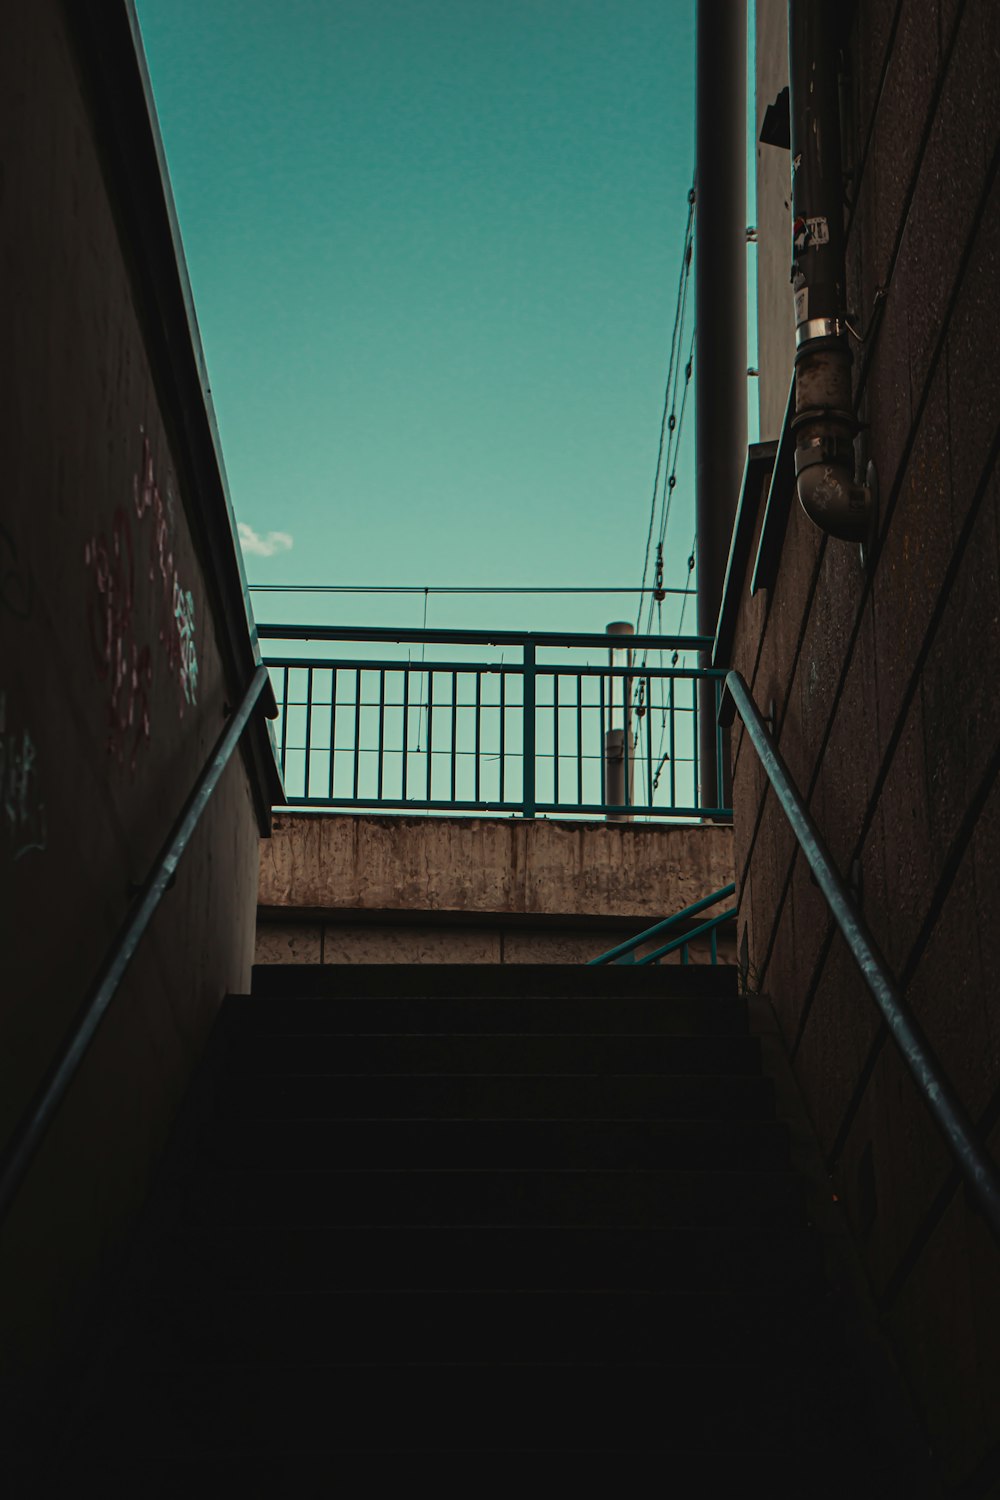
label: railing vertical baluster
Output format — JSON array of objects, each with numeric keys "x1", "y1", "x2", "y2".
[
  {"x1": 377, "y1": 669, "x2": 385, "y2": 802},
  {"x1": 279, "y1": 666, "x2": 289, "y2": 777},
  {"x1": 716, "y1": 676, "x2": 726, "y2": 811},
  {"x1": 426, "y1": 671, "x2": 434, "y2": 801},
  {"x1": 522, "y1": 641, "x2": 536, "y2": 819},
  {"x1": 576, "y1": 672, "x2": 583, "y2": 807},
  {"x1": 474, "y1": 672, "x2": 481, "y2": 805},
  {"x1": 623, "y1": 668, "x2": 631, "y2": 815},
  {"x1": 401, "y1": 669, "x2": 409, "y2": 800},
  {"x1": 691, "y1": 674, "x2": 700, "y2": 814},
  {"x1": 650, "y1": 675, "x2": 656, "y2": 810},
  {"x1": 599, "y1": 672, "x2": 606, "y2": 808},
  {"x1": 553, "y1": 673, "x2": 560, "y2": 807},
  {"x1": 711, "y1": 925, "x2": 718, "y2": 964},
  {"x1": 499, "y1": 671, "x2": 506, "y2": 803},
  {"x1": 450, "y1": 672, "x2": 457, "y2": 803},
  {"x1": 353, "y1": 668, "x2": 362, "y2": 801},
  {"x1": 304, "y1": 666, "x2": 314, "y2": 799},
  {"x1": 669, "y1": 679, "x2": 676, "y2": 808},
  {"x1": 329, "y1": 668, "x2": 337, "y2": 801}
]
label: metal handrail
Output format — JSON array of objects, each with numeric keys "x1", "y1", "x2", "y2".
[
  {"x1": 588, "y1": 883, "x2": 737, "y2": 966},
  {"x1": 636, "y1": 906, "x2": 738, "y2": 967},
  {"x1": 721, "y1": 668, "x2": 1000, "y2": 1243},
  {"x1": 0, "y1": 664, "x2": 272, "y2": 1226}
]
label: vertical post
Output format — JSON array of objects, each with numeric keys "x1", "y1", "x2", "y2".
[
  {"x1": 328, "y1": 668, "x2": 337, "y2": 801},
  {"x1": 401, "y1": 670, "x2": 409, "y2": 801},
  {"x1": 304, "y1": 666, "x2": 314, "y2": 799},
  {"x1": 605, "y1": 621, "x2": 634, "y2": 822},
  {"x1": 522, "y1": 640, "x2": 536, "y2": 819},
  {"x1": 696, "y1": 0, "x2": 747, "y2": 809}
]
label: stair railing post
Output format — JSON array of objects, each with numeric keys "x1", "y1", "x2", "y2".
[{"x1": 522, "y1": 639, "x2": 536, "y2": 819}]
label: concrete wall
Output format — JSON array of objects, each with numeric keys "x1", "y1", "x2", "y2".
[
  {"x1": 733, "y1": 2, "x2": 1000, "y2": 1486},
  {"x1": 0, "y1": 0, "x2": 272, "y2": 1422},
  {"x1": 257, "y1": 814, "x2": 735, "y2": 964}
]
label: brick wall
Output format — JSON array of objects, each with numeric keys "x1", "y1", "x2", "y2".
[{"x1": 734, "y1": 1, "x2": 1000, "y2": 1486}]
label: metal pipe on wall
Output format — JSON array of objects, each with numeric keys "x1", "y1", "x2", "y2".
[
  {"x1": 695, "y1": 0, "x2": 747, "y2": 808},
  {"x1": 788, "y1": 0, "x2": 871, "y2": 540}
]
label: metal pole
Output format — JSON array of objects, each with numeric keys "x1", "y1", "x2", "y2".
[
  {"x1": 605, "y1": 621, "x2": 634, "y2": 822},
  {"x1": 696, "y1": 0, "x2": 747, "y2": 807}
]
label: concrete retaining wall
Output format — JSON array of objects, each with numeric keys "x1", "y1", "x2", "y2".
[{"x1": 257, "y1": 813, "x2": 735, "y2": 964}]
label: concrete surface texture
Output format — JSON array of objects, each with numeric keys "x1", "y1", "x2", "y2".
[
  {"x1": 256, "y1": 813, "x2": 735, "y2": 965},
  {"x1": 260, "y1": 813, "x2": 734, "y2": 920},
  {"x1": 732, "y1": 1, "x2": 1000, "y2": 1486},
  {"x1": 0, "y1": 0, "x2": 267, "y2": 1424}
]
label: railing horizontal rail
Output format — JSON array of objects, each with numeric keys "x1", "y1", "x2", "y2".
[
  {"x1": 0, "y1": 664, "x2": 273, "y2": 1226},
  {"x1": 262, "y1": 626, "x2": 731, "y2": 821},
  {"x1": 258, "y1": 623, "x2": 714, "y2": 651},
  {"x1": 265, "y1": 657, "x2": 725, "y2": 683},
  {"x1": 284, "y1": 798, "x2": 727, "y2": 818},
  {"x1": 721, "y1": 668, "x2": 1000, "y2": 1245}
]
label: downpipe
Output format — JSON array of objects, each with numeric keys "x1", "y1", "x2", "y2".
[{"x1": 789, "y1": 0, "x2": 871, "y2": 543}]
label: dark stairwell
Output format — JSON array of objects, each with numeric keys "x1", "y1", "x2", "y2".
[{"x1": 49, "y1": 961, "x2": 929, "y2": 1490}]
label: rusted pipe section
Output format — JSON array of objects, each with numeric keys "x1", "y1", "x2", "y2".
[{"x1": 788, "y1": 0, "x2": 870, "y2": 541}]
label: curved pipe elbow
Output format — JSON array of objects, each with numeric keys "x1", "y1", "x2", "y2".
[{"x1": 795, "y1": 456, "x2": 871, "y2": 543}]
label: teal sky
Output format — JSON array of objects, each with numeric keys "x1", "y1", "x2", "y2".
[{"x1": 134, "y1": 0, "x2": 723, "y2": 637}]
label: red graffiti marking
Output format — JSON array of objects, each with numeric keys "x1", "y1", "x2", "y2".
[
  {"x1": 84, "y1": 507, "x2": 153, "y2": 770},
  {"x1": 86, "y1": 432, "x2": 200, "y2": 770}
]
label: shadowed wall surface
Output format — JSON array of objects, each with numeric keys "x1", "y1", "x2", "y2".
[
  {"x1": 0, "y1": 0, "x2": 275, "y2": 1419},
  {"x1": 733, "y1": 0, "x2": 1000, "y2": 1485}
]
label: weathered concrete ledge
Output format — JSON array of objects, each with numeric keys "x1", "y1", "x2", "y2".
[{"x1": 257, "y1": 814, "x2": 735, "y2": 964}]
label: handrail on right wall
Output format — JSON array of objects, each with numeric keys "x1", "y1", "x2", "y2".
[{"x1": 720, "y1": 669, "x2": 1000, "y2": 1245}]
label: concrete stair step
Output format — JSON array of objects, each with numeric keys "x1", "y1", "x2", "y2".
[
  {"x1": 224, "y1": 989, "x2": 748, "y2": 1036},
  {"x1": 201, "y1": 1116, "x2": 791, "y2": 1172},
  {"x1": 152, "y1": 1224, "x2": 827, "y2": 1295},
  {"x1": 120, "y1": 1288, "x2": 842, "y2": 1370},
  {"x1": 183, "y1": 1165, "x2": 803, "y2": 1230},
  {"x1": 61, "y1": 1448, "x2": 890, "y2": 1495},
  {"x1": 221, "y1": 1030, "x2": 763, "y2": 1078},
  {"x1": 75, "y1": 1361, "x2": 876, "y2": 1459},
  {"x1": 211, "y1": 1069, "x2": 777, "y2": 1121},
  {"x1": 249, "y1": 962, "x2": 741, "y2": 1000}
]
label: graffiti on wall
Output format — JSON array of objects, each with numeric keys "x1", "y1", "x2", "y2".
[
  {"x1": 84, "y1": 507, "x2": 153, "y2": 769},
  {"x1": 0, "y1": 693, "x2": 47, "y2": 862},
  {"x1": 85, "y1": 431, "x2": 199, "y2": 771}
]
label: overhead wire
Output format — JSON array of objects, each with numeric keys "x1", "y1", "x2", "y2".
[
  {"x1": 632, "y1": 183, "x2": 697, "y2": 786},
  {"x1": 634, "y1": 185, "x2": 697, "y2": 638}
]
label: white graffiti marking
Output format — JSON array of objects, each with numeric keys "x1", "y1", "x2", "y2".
[{"x1": 0, "y1": 693, "x2": 47, "y2": 861}]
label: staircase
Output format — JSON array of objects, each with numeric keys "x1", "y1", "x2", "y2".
[{"x1": 61, "y1": 962, "x2": 903, "y2": 1489}]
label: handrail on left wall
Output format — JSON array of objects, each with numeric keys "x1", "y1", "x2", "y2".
[{"x1": 0, "y1": 664, "x2": 273, "y2": 1226}]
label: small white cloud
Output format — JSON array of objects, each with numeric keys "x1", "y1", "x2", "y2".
[{"x1": 238, "y1": 523, "x2": 294, "y2": 558}]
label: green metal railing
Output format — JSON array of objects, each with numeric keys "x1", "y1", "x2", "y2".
[
  {"x1": 259, "y1": 624, "x2": 732, "y2": 821},
  {"x1": 588, "y1": 882, "x2": 737, "y2": 966},
  {"x1": 0, "y1": 665, "x2": 273, "y2": 1226},
  {"x1": 721, "y1": 669, "x2": 1000, "y2": 1245}
]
